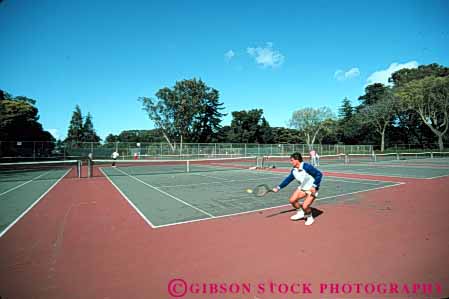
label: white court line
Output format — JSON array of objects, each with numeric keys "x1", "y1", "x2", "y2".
[
  {"x1": 190, "y1": 172, "x2": 233, "y2": 181},
  {"x1": 0, "y1": 172, "x2": 49, "y2": 197},
  {"x1": 322, "y1": 169, "x2": 427, "y2": 179},
  {"x1": 157, "y1": 176, "x2": 279, "y2": 188},
  {"x1": 331, "y1": 162, "x2": 449, "y2": 170},
  {"x1": 99, "y1": 168, "x2": 157, "y2": 229},
  {"x1": 425, "y1": 174, "x2": 449, "y2": 180},
  {"x1": 322, "y1": 178, "x2": 392, "y2": 186},
  {"x1": 153, "y1": 181, "x2": 405, "y2": 229},
  {"x1": 112, "y1": 167, "x2": 215, "y2": 218},
  {"x1": 0, "y1": 169, "x2": 71, "y2": 238}
]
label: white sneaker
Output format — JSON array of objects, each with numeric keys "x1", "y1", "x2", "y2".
[
  {"x1": 290, "y1": 209, "x2": 305, "y2": 220},
  {"x1": 304, "y1": 215, "x2": 314, "y2": 226}
]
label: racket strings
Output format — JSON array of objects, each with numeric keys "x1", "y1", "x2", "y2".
[{"x1": 255, "y1": 184, "x2": 270, "y2": 197}]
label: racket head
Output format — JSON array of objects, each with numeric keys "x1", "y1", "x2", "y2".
[{"x1": 254, "y1": 184, "x2": 272, "y2": 197}]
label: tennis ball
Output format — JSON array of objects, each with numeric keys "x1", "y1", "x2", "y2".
[{"x1": 246, "y1": 189, "x2": 253, "y2": 194}]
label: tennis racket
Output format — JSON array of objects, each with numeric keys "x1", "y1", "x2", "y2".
[{"x1": 253, "y1": 184, "x2": 274, "y2": 197}]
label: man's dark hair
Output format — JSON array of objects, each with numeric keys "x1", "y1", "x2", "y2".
[{"x1": 290, "y1": 152, "x2": 303, "y2": 162}]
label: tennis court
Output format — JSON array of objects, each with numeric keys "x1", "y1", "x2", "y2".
[
  {"x1": 0, "y1": 154, "x2": 448, "y2": 299},
  {"x1": 0, "y1": 160, "x2": 80, "y2": 236},
  {"x1": 91, "y1": 158, "x2": 400, "y2": 227}
]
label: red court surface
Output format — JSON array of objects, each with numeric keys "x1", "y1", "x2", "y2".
[{"x1": 0, "y1": 172, "x2": 448, "y2": 299}]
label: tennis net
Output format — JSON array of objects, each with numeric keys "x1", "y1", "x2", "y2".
[
  {"x1": 346, "y1": 152, "x2": 449, "y2": 164},
  {"x1": 263, "y1": 154, "x2": 346, "y2": 168},
  {"x1": 398, "y1": 152, "x2": 432, "y2": 160},
  {"x1": 432, "y1": 152, "x2": 449, "y2": 159},
  {"x1": 88, "y1": 156, "x2": 259, "y2": 177},
  {"x1": 0, "y1": 160, "x2": 81, "y2": 182},
  {"x1": 346, "y1": 153, "x2": 399, "y2": 163}
]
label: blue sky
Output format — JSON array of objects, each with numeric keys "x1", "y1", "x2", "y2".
[{"x1": 1, "y1": 0, "x2": 448, "y2": 141}]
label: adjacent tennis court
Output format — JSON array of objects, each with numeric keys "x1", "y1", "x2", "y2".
[
  {"x1": 0, "y1": 160, "x2": 80, "y2": 236},
  {"x1": 95, "y1": 162, "x2": 401, "y2": 227},
  {"x1": 265, "y1": 153, "x2": 449, "y2": 179}
]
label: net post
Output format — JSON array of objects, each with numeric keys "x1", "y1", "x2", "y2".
[
  {"x1": 396, "y1": 153, "x2": 399, "y2": 160},
  {"x1": 186, "y1": 160, "x2": 190, "y2": 173},
  {"x1": 77, "y1": 160, "x2": 82, "y2": 178},
  {"x1": 87, "y1": 159, "x2": 92, "y2": 177}
]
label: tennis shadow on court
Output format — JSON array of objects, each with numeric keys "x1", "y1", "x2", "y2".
[{"x1": 265, "y1": 207, "x2": 324, "y2": 219}]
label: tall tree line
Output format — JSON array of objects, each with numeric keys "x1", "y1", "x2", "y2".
[
  {"x1": 3, "y1": 63, "x2": 448, "y2": 156},
  {"x1": 65, "y1": 105, "x2": 101, "y2": 144},
  {"x1": 137, "y1": 65, "x2": 448, "y2": 150},
  {"x1": 332, "y1": 63, "x2": 449, "y2": 151}
]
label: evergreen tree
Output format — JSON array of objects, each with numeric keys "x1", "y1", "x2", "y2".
[
  {"x1": 65, "y1": 105, "x2": 84, "y2": 143},
  {"x1": 83, "y1": 113, "x2": 101, "y2": 142},
  {"x1": 338, "y1": 97, "x2": 353, "y2": 121}
]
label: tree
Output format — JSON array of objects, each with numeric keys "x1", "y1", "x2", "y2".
[
  {"x1": 357, "y1": 83, "x2": 389, "y2": 110},
  {"x1": 352, "y1": 83, "x2": 394, "y2": 145},
  {"x1": 288, "y1": 107, "x2": 334, "y2": 150},
  {"x1": 191, "y1": 88, "x2": 226, "y2": 142},
  {"x1": 358, "y1": 89, "x2": 398, "y2": 152},
  {"x1": 140, "y1": 78, "x2": 225, "y2": 149},
  {"x1": 390, "y1": 63, "x2": 449, "y2": 148},
  {"x1": 215, "y1": 126, "x2": 232, "y2": 143},
  {"x1": 83, "y1": 113, "x2": 101, "y2": 142},
  {"x1": 0, "y1": 89, "x2": 54, "y2": 157},
  {"x1": 108, "y1": 129, "x2": 166, "y2": 143},
  {"x1": 105, "y1": 134, "x2": 119, "y2": 143},
  {"x1": 390, "y1": 63, "x2": 449, "y2": 87},
  {"x1": 395, "y1": 76, "x2": 449, "y2": 150},
  {"x1": 337, "y1": 97, "x2": 361, "y2": 144},
  {"x1": 270, "y1": 128, "x2": 303, "y2": 144},
  {"x1": 227, "y1": 109, "x2": 272, "y2": 143},
  {"x1": 65, "y1": 105, "x2": 84, "y2": 144},
  {"x1": 338, "y1": 97, "x2": 353, "y2": 120},
  {"x1": 318, "y1": 119, "x2": 339, "y2": 145}
]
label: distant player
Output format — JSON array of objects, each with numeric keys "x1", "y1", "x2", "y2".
[
  {"x1": 310, "y1": 149, "x2": 318, "y2": 166},
  {"x1": 272, "y1": 152, "x2": 323, "y2": 225},
  {"x1": 111, "y1": 150, "x2": 119, "y2": 167}
]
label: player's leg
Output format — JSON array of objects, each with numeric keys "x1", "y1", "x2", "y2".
[
  {"x1": 302, "y1": 192, "x2": 316, "y2": 225},
  {"x1": 289, "y1": 189, "x2": 306, "y2": 220}
]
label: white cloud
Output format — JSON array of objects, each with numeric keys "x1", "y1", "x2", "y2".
[
  {"x1": 366, "y1": 61, "x2": 418, "y2": 86},
  {"x1": 48, "y1": 129, "x2": 59, "y2": 140},
  {"x1": 334, "y1": 67, "x2": 360, "y2": 81},
  {"x1": 224, "y1": 50, "x2": 235, "y2": 62},
  {"x1": 246, "y1": 42, "x2": 285, "y2": 68}
]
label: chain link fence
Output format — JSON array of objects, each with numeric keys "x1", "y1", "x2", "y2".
[
  {"x1": 2, "y1": 140, "x2": 448, "y2": 161},
  {"x1": 0, "y1": 141, "x2": 374, "y2": 160}
]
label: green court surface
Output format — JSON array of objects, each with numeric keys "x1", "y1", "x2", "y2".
[
  {"x1": 101, "y1": 167, "x2": 400, "y2": 228},
  {"x1": 267, "y1": 159, "x2": 449, "y2": 179},
  {"x1": 314, "y1": 164, "x2": 449, "y2": 179},
  {"x1": 0, "y1": 169, "x2": 70, "y2": 236}
]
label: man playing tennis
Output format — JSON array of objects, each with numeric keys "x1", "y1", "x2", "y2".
[
  {"x1": 111, "y1": 150, "x2": 119, "y2": 167},
  {"x1": 272, "y1": 152, "x2": 323, "y2": 225}
]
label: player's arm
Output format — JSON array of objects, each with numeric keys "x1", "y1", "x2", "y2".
[
  {"x1": 273, "y1": 171, "x2": 295, "y2": 192},
  {"x1": 303, "y1": 163, "x2": 322, "y2": 190}
]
